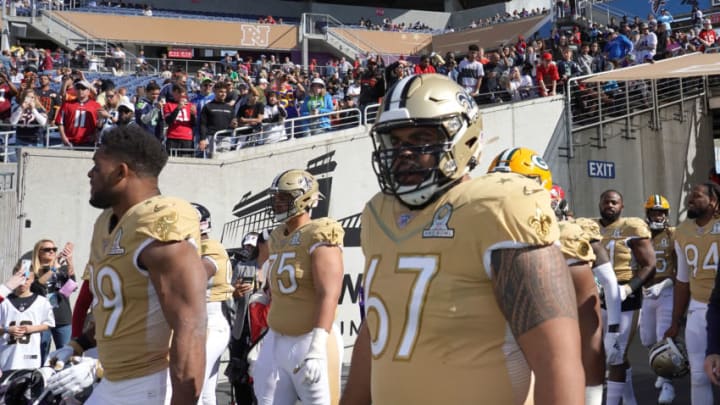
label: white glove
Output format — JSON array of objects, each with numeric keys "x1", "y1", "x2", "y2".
[
  {"x1": 619, "y1": 284, "x2": 633, "y2": 301},
  {"x1": 293, "y1": 328, "x2": 328, "y2": 385},
  {"x1": 604, "y1": 331, "x2": 624, "y2": 365},
  {"x1": 643, "y1": 278, "x2": 673, "y2": 299},
  {"x1": 47, "y1": 357, "x2": 97, "y2": 398},
  {"x1": 45, "y1": 345, "x2": 76, "y2": 366}
]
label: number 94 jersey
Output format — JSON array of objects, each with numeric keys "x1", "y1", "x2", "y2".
[
  {"x1": 86, "y1": 196, "x2": 201, "y2": 381},
  {"x1": 267, "y1": 218, "x2": 344, "y2": 336},
  {"x1": 360, "y1": 173, "x2": 559, "y2": 405},
  {"x1": 674, "y1": 218, "x2": 720, "y2": 303}
]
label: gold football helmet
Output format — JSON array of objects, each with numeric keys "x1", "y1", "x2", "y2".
[
  {"x1": 487, "y1": 147, "x2": 552, "y2": 191},
  {"x1": 268, "y1": 169, "x2": 323, "y2": 222},
  {"x1": 648, "y1": 337, "x2": 689, "y2": 379},
  {"x1": 371, "y1": 74, "x2": 483, "y2": 208},
  {"x1": 644, "y1": 194, "x2": 670, "y2": 230}
]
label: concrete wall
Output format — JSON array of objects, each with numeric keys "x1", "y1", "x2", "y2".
[
  {"x1": 8, "y1": 93, "x2": 564, "y2": 355},
  {"x1": 548, "y1": 98, "x2": 712, "y2": 224}
]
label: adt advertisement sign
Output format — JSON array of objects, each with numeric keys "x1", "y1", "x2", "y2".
[{"x1": 588, "y1": 160, "x2": 615, "y2": 179}]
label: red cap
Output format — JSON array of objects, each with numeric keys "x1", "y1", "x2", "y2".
[{"x1": 543, "y1": 52, "x2": 553, "y2": 61}]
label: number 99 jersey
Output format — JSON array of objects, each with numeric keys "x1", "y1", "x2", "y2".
[
  {"x1": 595, "y1": 217, "x2": 651, "y2": 282},
  {"x1": 86, "y1": 196, "x2": 201, "y2": 381},
  {"x1": 674, "y1": 217, "x2": 720, "y2": 303},
  {"x1": 360, "y1": 173, "x2": 559, "y2": 404},
  {"x1": 266, "y1": 218, "x2": 344, "y2": 336}
]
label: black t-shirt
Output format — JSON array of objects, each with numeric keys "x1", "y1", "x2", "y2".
[
  {"x1": 31, "y1": 265, "x2": 75, "y2": 326},
  {"x1": 236, "y1": 102, "x2": 264, "y2": 134}
]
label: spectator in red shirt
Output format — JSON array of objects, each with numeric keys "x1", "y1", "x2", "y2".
[
  {"x1": 414, "y1": 55, "x2": 436, "y2": 74},
  {"x1": 698, "y1": 19, "x2": 717, "y2": 51},
  {"x1": 536, "y1": 52, "x2": 560, "y2": 97},
  {"x1": 0, "y1": 71, "x2": 18, "y2": 122},
  {"x1": 163, "y1": 83, "x2": 196, "y2": 156},
  {"x1": 55, "y1": 80, "x2": 101, "y2": 147}
]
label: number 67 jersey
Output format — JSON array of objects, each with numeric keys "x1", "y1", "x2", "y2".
[
  {"x1": 85, "y1": 196, "x2": 201, "y2": 381},
  {"x1": 360, "y1": 173, "x2": 560, "y2": 404}
]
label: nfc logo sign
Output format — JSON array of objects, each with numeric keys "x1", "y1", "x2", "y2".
[
  {"x1": 587, "y1": 160, "x2": 615, "y2": 179},
  {"x1": 240, "y1": 25, "x2": 271, "y2": 47}
]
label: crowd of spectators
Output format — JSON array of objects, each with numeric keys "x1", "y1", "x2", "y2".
[{"x1": 0, "y1": 3, "x2": 718, "y2": 160}]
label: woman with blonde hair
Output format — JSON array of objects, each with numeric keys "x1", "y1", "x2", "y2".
[
  {"x1": 10, "y1": 88, "x2": 48, "y2": 147},
  {"x1": 30, "y1": 239, "x2": 75, "y2": 365}
]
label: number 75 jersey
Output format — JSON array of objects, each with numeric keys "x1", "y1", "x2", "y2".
[
  {"x1": 360, "y1": 173, "x2": 560, "y2": 405},
  {"x1": 674, "y1": 217, "x2": 720, "y2": 304},
  {"x1": 86, "y1": 196, "x2": 201, "y2": 381}
]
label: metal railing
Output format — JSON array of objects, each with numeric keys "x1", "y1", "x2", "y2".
[
  {"x1": 564, "y1": 73, "x2": 708, "y2": 158},
  {"x1": 0, "y1": 104, "x2": 378, "y2": 160},
  {"x1": 207, "y1": 107, "x2": 364, "y2": 157}
]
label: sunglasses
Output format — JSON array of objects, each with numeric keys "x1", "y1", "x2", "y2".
[{"x1": 40, "y1": 247, "x2": 58, "y2": 253}]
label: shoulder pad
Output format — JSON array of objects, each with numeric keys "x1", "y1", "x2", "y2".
[
  {"x1": 310, "y1": 218, "x2": 345, "y2": 247},
  {"x1": 135, "y1": 197, "x2": 201, "y2": 244},
  {"x1": 624, "y1": 217, "x2": 651, "y2": 238}
]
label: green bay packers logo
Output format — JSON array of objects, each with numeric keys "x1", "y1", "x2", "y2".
[
  {"x1": 531, "y1": 155, "x2": 549, "y2": 171},
  {"x1": 423, "y1": 203, "x2": 455, "y2": 238}
]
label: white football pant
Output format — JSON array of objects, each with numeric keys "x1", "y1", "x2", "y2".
[
  {"x1": 254, "y1": 324, "x2": 343, "y2": 405},
  {"x1": 639, "y1": 287, "x2": 673, "y2": 347},
  {"x1": 85, "y1": 368, "x2": 171, "y2": 405},
  {"x1": 686, "y1": 300, "x2": 714, "y2": 405},
  {"x1": 199, "y1": 301, "x2": 230, "y2": 405}
]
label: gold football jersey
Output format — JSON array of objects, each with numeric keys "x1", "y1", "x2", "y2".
[
  {"x1": 361, "y1": 172, "x2": 559, "y2": 405},
  {"x1": 651, "y1": 227, "x2": 676, "y2": 282},
  {"x1": 559, "y1": 221, "x2": 596, "y2": 264},
  {"x1": 267, "y1": 218, "x2": 344, "y2": 336},
  {"x1": 86, "y1": 196, "x2": 201, "y2": 381},
  {"x1": 595, "y1": 217, "x2": 651, "y2": 282},
  {"x1": 674, "y1": 218, "x2": 720, "y2": 303},
  {"x1": 201, "y1": 238, "x2": 234, "y2": 302},
  {"x1": 573, "y1": 217, "x2": 602, "y2": 242}
]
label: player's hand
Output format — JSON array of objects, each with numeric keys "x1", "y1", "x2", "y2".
[
  {"x1": 294, "y1": 328, "x2": 328, "y2": 385},
  {"x1": 664, "y1": 323, "x2": 680, "y2": 339},
  {"x1": 604, "y1": 331, "x2": 624, "y2": 365},
  {"x1": 46, "y1": 345, "x2": 76, "y2": 366},
  {"x1": 47, "y1": 357, "x2": 97, "y2": 398},
  {"x1": 619, "y1": 284, "x2": 633, "y2": 301},
  {"x1": 643, "y1": 278, "x2": 673, "y2": 298},
  {"x1": 704, "y1": 354, "x2": 720, "y2": 386}
]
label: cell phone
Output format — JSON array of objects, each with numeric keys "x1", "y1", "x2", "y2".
[
  {"x1": 21, "y1": 260, "x2": 31, "y2": 278},
  {"x1": 241, "y1": 275, "x2": 255, "y2": 283}
]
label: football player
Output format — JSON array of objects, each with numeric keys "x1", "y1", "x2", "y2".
[
  {"x1": 665, "y1": 183, "x2": 720, "y2": 404},
  {"x1": 638, "y1": 194, "x2": 678, "y2": 403},
  {"x1": 191, "y1": 202, "x2": 233, "y2": 405},
  {"x1": 342, "y1": 74, "x2": 584, "y2": 405},
  {"x1": 488, "y1": 147, "x2": 612, "y2": 405},
  {"x1": 596, "y1": 190, "x2": 656, "y2": 405},
  {"x1": 46, "y1": 125, "x2": 208, "y2": 404},
  {"x1": 252, "y1": 169, "x2": 345, "y2": 405}
]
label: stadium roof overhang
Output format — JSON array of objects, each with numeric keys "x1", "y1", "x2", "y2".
[{"x1": 583, "y1": 53, "x2": 720, "y2": 82}]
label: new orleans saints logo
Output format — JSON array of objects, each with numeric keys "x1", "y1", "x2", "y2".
[{"x1": 528, "y1": 208, "x2": 553, "y2": 238}]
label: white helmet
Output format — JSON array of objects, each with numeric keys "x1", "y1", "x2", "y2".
[
  {"x1": 371, "y1": 74, "x2": 483, "y2": 208},
  {"x1": 268, "y1": 169, "x2": 323, "y2": 222},
  {"x1": 648, "y1": 337, "x2": 689, "y2": 379}
]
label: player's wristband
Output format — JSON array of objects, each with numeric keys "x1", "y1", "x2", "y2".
[
  {"x1": 627, "y1": 276, "x2": 644, "y2": 293},
  {"x1": 72, "y1": 333, "x2": 96, "y2": 353}
]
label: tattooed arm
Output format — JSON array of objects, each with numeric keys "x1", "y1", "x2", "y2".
[{"x1": 491, "y1": 244, "x2": 584, "y2": 405}]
